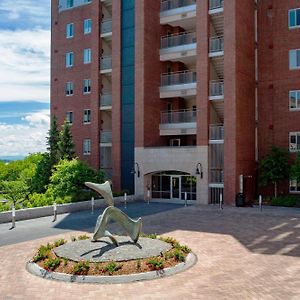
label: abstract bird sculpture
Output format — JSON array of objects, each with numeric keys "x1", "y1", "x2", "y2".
[{"x1": 85, "y1": 181, "x2": 142, "y2": 246}]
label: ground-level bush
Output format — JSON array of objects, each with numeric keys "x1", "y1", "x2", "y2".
[{"x1": 271, "y1": 195, "x2": 300, "y2": 207}]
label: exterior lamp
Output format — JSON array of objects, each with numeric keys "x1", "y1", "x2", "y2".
[{"x1": 196, "y1": 163, "x2": 203, "y2": 179}]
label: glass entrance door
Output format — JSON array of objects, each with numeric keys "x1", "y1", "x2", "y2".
[{"x1": 171, "y1": 176, "x2": 181, "y2": 199}]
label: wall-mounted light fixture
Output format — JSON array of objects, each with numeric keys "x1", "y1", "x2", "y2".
[
  {"x1": 131, "y1": 162, "x2": 140, "y2": 178},
  {"x1": 196, "y1": 163, "x2": 203, "y2": 179}
]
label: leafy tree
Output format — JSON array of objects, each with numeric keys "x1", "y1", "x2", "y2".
[
  {"x1": 47, "y1": 115, "x2": 60, "y2": 165},
  {"x1": 291, "y1": 151, "x2": 300, "y2": 181},
  {"x1": 49, "y1": 158, "x2": 105, "y2": 198},
  {"x1": 0, "y1": 180, "x2": 29, "y2": 208},
  {"x1": 58, "y1": 120, "x2": 75, "y2": 160},
  {"x1": 31, "y1": 153, "x2": 52, "y2": 193},
  {"x1": 259, "y1": 146, "x2": 290, "y2": 198}
]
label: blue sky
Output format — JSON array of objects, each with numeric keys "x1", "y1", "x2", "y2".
[{"x1": 0, "y1": 0, "x2": 51, "y2": 158}]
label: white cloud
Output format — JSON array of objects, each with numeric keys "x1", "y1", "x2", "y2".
[
  {"x1": 0, "y1": 110, "x2": 50, "y2": 156},
  {"x1": 0, "y1": 28, "x2": 50, "y2": 103}
]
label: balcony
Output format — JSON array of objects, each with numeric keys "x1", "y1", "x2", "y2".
[
  {"x1": 209, "y1": 0, "x2": 224, "y2": 14},
  {"x1": 160, "y1": 0, "x2": 196, "y2": 30},
  {"x1": 100, "y1": 130, "x2": 112, "y2": 145},
  {"x1": 160, "y1": 70, "x2": 197, "y2": 98},
  {"x1": 209, "y1": 36, "x2": 224, "y2": 57},
  {"x1": 160, "y1": 32, "x2": 197, "y2": 62},
  {"x1": 209, "y1": 80, "x2": 224, "y2": 100},
  {"x1": 209, "y1": 125, "x2": 224, "y2": 141},
  {"x1": 209, "y1": 169, "x2": 224, "y2": 184},
  {"x1": 101, "y1": 0, "x2": 112, "y2": 6},
  {"x1": 160, "y1": 109, "x2": 197, "y2": 136},
  {"x1": 100, "y1": 93, "x2": 112, "y2": 110},
  {"x1": 100, "y1": 56, "x2": 112, "y2": 74},
  {"x1": 101, "y1": 19, "x2": 112, "y2": 40}
]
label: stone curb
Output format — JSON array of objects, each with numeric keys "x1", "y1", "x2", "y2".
[
  {"x1": 26, "y1": 253, "x2": 197, "y2": 284},
  {"x1": 0, "y1": 196, "x2": 135, "y2": 224}
]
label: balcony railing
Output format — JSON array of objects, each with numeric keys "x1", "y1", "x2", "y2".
[
  {"x1": 161, "y1": 109, "x2": 197, "y2": 124},
  {"x1": 161, "y1": 0, "x2": 196, "y2": 11},
  {"x1": 100, "y1": 93, "x2": 112, "y2": 107},
  {"x1": 101, "y1": 19, "x2": 112, "y2": 34},
  {"x1": 209, "y1": 0, "x2": 224, "y2": 10},
  {"x1": 209, "y1": 169, "x2": 224, "y2": 183},
  {"x1": 210, "y1": 36, "x2": 224, "y2": 53},
  {"x1": 100, "y1": 56, "x2": 112, "y2": 70},
  {"x1": 161, "y1": 32, "x2": 196, "y2": 49},
  {"x1": 161, "y1": 70, "x2": 197, "y2": 86},
  {"x1": 210, "y1": 125, "x2": 224, "y2": 140},
  {"x1": 100, "y1": 130, "x2": 112, "y2": 143},
  {"x1": 210, "y1": 80, "x2": 224, "y2": 97}
]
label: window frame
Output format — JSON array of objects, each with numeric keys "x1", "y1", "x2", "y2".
[
  {"x1": 84, "y1": 19, "x2": 92, "y2": 34},
  {"x1": 66, "y1": 0, "x2": 74, "y2": 8},
  {"x1": 289, "y1": 8, "x2": 300, "y2": 29},
  {"x1": 83, "y1": 109, "x2": 91, "y2": 124},
  {"x1": 66, "y1": 23, "x2": 74, "y2": 38},
  {"x1": 83, "y1": 139, "x2": 91, "y2": 155},
  {"x1": 83, "y1": 79, "x2": 91, "y2": 94},
  {"x1": 66, "y1": 111, "x2": 73, "y2": 124},
  {"x1": 83, "y1": 48, "x2": 91, "y2": 64},
  {"x1": 289, "y1": 90, "x2": 300, "y2": 111},
  {"x1": 289, "y1": 179, "x2": 300, "y2": 193},
  {"x1": 66, "y1": 52, "x2": 74, "y2": 68},
  {"x1": 289, "y1": 49, "x2": 300, "y2": 70},
  {"x1": 65, "y1": 81, "x2": 74, "y2": 96},
  {"x1": 289, "y1": 132, "x2": 300, "y2": 152}
]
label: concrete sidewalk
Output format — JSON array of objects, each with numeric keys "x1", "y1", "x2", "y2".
[{"x1": 0, "y1": 204, "x2": 299, "y2": 299}]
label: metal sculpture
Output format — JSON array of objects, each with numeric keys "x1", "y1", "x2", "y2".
[{"x1": 85, "y1": 181, "x2": 142, "y2": 246}]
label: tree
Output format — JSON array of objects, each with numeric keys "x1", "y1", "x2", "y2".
[
  {"x1": 58, "y1": 120, "x2": 75, "y2": 160},
  {"x1": 49, "y1": 158, "x2": 105, "y2": 198},
  {"x1": 0, "y1": 180, "x2": 29, "y2": 208},
  {"x1": 47, "y1": 115, "x2": 60, "y2": 165},
  {"x1": 259, "y1": 146, "x2": 290, "y2": 198},
  {"x1": 291, "y1": 151, "x2": 300, "y2": 181}
]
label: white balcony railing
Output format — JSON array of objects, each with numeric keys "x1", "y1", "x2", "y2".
[
  {"x1": 161, "y1": 0, "x2": 196, "y2": 11},
  {"x1": 101, "y1": 19, "x2": 112, "y2": 34},
  {"x1": 210, "y1": 124, "x2": 224, "y2": 140},
  {"x1": 161, "y1": 70, "x2": 197, "y2": 86},
  {"x1": 161, "y1": 32, "x2": 196, "y2": 49},
  {"x1": 209, "y1": 169, "x2": 224, "y2": 183},
  {"x1": 210, "y1": 80, "x2": 224, "y2": 97},
  {"x1": 100, "y1": 56, "x2": 112, "y2": 70},
  {"x1": 100, "y1": 93, "x2": 112, "y2": 107},
  {"x1": 100, "y1": 130, "x2": 112, "y2": 143},
  {"x1": 210, "y1": 36, "x2": 224, "y2": 53},
  {"x1": 209, "y1": 0, "x2": 224, "y2": 10},
  {"x1": 161, "y1": 109, "x2": 197, "y2": 124}
]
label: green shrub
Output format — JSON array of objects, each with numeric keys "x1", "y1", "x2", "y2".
[
  {"x1": 174, "y1": 249, "x2": 185, "y2": 262},
  {"x1": 44, "y1": 258, "x2": 60, "y2": 271},
  {"x1": 33, "y1": 245, "x2": 52, "y2": 262},
  {"x1": 54, "y1": 239, "x2": 67, "y2": 247},
  {"x1": 72, "y1": 260, "x2": 90, "y2": 275},
  {"x1": 103, "y1": 262, "x2": 122, "y2": 275},
  {"x1": 147, "y1": 258, "x2": 164, "y2": 270},
  {"x1": 271, "y1": 196, "x2": 300, "y2": 207},
  {"x1": 78, "y1": 234, "x2": 90, "y2": 240}
]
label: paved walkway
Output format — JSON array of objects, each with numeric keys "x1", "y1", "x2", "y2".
[{"x1": 0, "y1": 204, "x2": 300, "y2": 299}]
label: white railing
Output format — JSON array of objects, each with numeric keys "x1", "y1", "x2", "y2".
[
  {"x1": 100, "y1": 56, "x2": 112, "y2": 70},
  {"x1": 100, "y1": 93, "x2": 112, "y2": 107},
  {"x1": 210, "y1": 36, "x2": 224, "y2": 53},
  {"x1": 161, "y1": 32, "x2": 196, "y2": 49},
  {"x1": 209, "y1": 0, "x2": 224, "y2": 10},
  {"x1": 161, "y1": 70, "x2": 197, "y2": 86},
  {"x1": 161, "y1": 0, "x2": 196, "y2": 11},
  {"x1": 100, "y1": 130, "x2": 112, "y2": 143},
  {"x1": 101, "y1": 19, "x2": 112, "y2": 34},
  {"x1": 209, "y1": 169, "x2": 224, "y2": 183},
  {"x1": 210, "y1": 124, "x2": 224, "y2": 140},
  {"x1": 210, "y1": 80, "x2": 224, "y2": 97},
  {"x1": 161, "y1": 109, "x2": 197, "y2": 124}
]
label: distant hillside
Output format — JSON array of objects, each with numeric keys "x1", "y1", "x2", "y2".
[{"x1": 0, "y1": 156, "x2": 25, "y2": 162}]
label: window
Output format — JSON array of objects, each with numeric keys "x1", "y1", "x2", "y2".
[
  {"x1": 67, "y1": 0, "x2": 74, "y2": 8},
  {"x1": 66, "y1": 111, "x2": 73, "y2": 124},
  {"x1": 170, "y1": 139, "x2": 180, "y2": 147},
  {"x1": 83, "y1": 109, "x2": 91, "y2": 124},
  {"x1": 83, "y1": 48, "x2": 91, "y2": 64},
  {"x1": 289, "y1": 90, "x2": 300, "y2": 110},
  {"x1": 83, "y1": 139, "x2": 91, "y2": 155},
  {"x1": 289, "y1": 49, "x2": 300, "y2": 70},
  {"x1": 66, "y1": 52, "x2": 74, "y2": 67},
  {"x1": 84, "y1": 19, "x2": 92, "y2": 34},
  {"x1": 84, "y1": 0, "x2": 91, "y2": 3},
  {"x1": 65, "y1": 81, "x2": 74, "y2": 96},
  {"x1": 289, "y1": 8, "x2": 300, "y2": 29},
  {"x1": 289, "y1": 132, "x2": 300, "y2": 152},
  {"x1": 290, "y1": 179, "x2": 300, "y2": 193},
  {"x1": 66, "y1": 23, "x2": 74, "y2": 38},
  {"x1": 83, "y1": 79, "x2": 91, "y2": 94}
]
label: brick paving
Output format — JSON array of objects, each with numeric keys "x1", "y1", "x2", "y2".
[{"x1": 0, "y1": 205, "x2": 300, "y2": 300}]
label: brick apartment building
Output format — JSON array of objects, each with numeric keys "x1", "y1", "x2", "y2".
[{"x1": 51, "y1": 0, "x2": 300, "y2": 205}]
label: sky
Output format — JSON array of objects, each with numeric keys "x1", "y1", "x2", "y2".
[{"x1": 0, "y1": 0, "x2": 51, "y2": 158}]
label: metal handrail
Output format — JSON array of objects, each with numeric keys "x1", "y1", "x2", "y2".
[
  {"x1": 161, "y1": 32, "x2": 196, "y2": 49},
  {"x1": 100, "y1": 93, "x2": 112, "y2": 106},
  {"x1": 100, "y1": 130, "x2": 112, "y2": 143},
  {"x1": 210, "y1": 80, "x2": 224, "y2": 96},
  {"x1": 100, "y1": 56, "x2": 112, "y2": 70},
  {"x1": 210, "y1": 36, "x2": 224, "y2": 52},
  {"x1": 161, "y1": 0, "x2": 196, "y2": 11},
  {"x1": 209, "y1": 0, "x2": 224, "y2": 10},
  {"x1": 161, "y1": 109, "x2": 197, "y2": 124},
  {"x1": 101, "y1": 19, "x2": 112, "y2": 34},
  {"x1": 161, "y1": 70, "x2": 197, "y2": 86},
  {"x1": 209, "y1": 124, "x2": 224, "y2": 140}
]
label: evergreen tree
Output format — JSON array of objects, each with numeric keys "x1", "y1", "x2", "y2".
[
  {"x1": 58, "y1": 120, "x2": 75, "y2": 160},
  {"x1": 47, "y1": 115, "x2": 60, "y2": 165},
  {"x1": 291, "y1": 151, "x2": 300, "y2": 181},
  {"x1": 259, "y1": 146, "x2": 290, "y2": 198}
]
